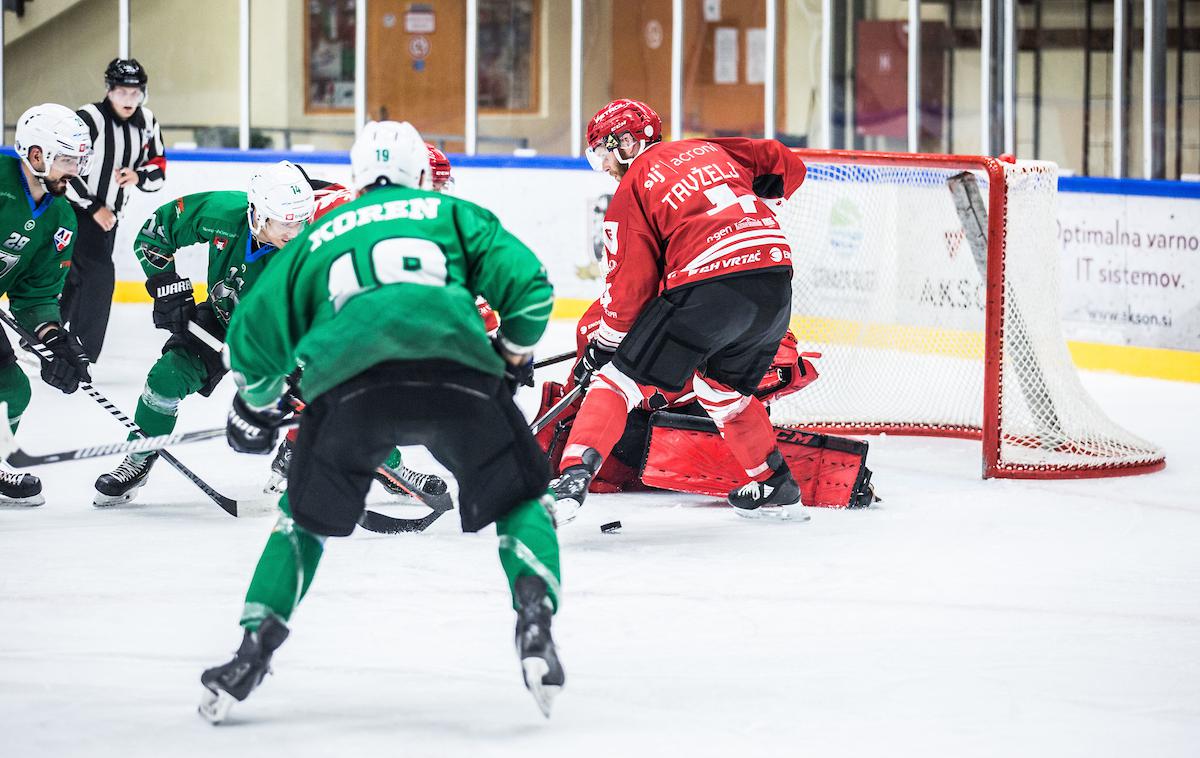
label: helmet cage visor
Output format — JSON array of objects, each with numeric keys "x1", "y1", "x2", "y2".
[{"x1": 585, "y1": 131, "x2": 644, "y2": 172}]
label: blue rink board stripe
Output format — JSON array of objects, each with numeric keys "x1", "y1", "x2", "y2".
[{"x1": 3, "y1": 146, "x2": 1196, "y2": 196}]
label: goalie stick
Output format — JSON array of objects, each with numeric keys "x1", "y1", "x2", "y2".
[
  {"x1": 946, "y1": 172, "x2": 1066, "y2": 448},
  {"x1": 0, "y1": 309, "x2": 240, "y2": 516}
]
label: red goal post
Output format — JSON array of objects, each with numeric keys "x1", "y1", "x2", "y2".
[{"x1": 770, "y1": 148, "x2": 1164, "y2": 480}]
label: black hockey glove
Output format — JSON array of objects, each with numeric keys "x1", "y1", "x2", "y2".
[
  {"x1": 146, "y1": 272, "x2": 197, "y2": 333},
  {"x1": 39, "y1": 326, "x2": 91, "y2": 394},
  {"x1": 226, "y1": 394, "x2": 288, "y2": 455},
  {"x1": 572, "y1": 341, "x2": 616, "y2": 387},
  {"x1": 492, "y1": 337, "x2": 534, "y2": 397}
]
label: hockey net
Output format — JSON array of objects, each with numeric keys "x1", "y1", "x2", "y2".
[{"x1": 769, "y1": 149, "x2": 1164, "y2": 479}]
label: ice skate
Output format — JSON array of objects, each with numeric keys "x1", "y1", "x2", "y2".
[
  {"x1": 198, "y1": 615, "x2": 290, "y2": 725},
  {"x1": 263, "y1": 438, "x2": 293, "y2": 494},
  {"x1": 0, "y1": 467, "x2": 44, "y2": 507},
  {"x1": 373, "y1": 462, "x2": 448, "y2": 500},
  {"x1": 549, "y1": 447, "x2": 601, "y2": 526},
  {"x1": 727, "y1": 451, "x2": 808, "y2": 522},
  {"x1": 514, "y1": 575, "x2": 564, "y2": 718},
  {"x1": 93, "y1": 452, "x2": 158, "y2": 506}
]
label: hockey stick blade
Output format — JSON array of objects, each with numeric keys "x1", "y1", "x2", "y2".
[
  {"x1": 0, "y1": 309, "x2": 241, "y2": 516},
  {"x1": 358, "y1": 466, "x2": 455, "y2": 534}
]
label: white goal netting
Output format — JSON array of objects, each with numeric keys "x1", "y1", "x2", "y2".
[{"x1": 770, "y1": 152, "x2": 1164, "y2": 478}]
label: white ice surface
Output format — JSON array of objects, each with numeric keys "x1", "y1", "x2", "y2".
[{"x1": 2, "y1": 305, "x2": 1198, "y2": 758}]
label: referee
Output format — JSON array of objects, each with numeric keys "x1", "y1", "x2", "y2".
[{"x1": 64, "y1": 58, "x2": 166, "y2": 362}]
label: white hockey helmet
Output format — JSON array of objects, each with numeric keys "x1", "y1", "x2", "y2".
[
  {"x1": 350, "y1": 120, "x2": 427, "y2": 192},
  {"x1": 14, "y1": 103, "x2": 93, "y2": 178},
  {"x1": 247, "y1": 160, "x2": 315, "y2": 237}
]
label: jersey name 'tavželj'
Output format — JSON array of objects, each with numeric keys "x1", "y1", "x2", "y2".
[
  {"x1": 133, "y1": 190, "x2": 283, "y2": 326},
  {"x1": 0, "y1": 155, "x2": 77, "y2": 331},
  {"x1": 226, "y1": 184, "x2": 553, "y2": 406}
]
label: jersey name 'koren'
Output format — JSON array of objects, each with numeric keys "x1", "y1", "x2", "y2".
[{"x1": 309, "y1": 197, "x2": 441, "y2": 250}]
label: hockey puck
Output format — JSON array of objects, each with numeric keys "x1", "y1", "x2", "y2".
[{"x1": 600, "y1": 520, "x2": 622, "y2": 533}]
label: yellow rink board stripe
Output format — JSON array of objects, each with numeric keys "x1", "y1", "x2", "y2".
[{"x1": 108, "y1": 288, "x2": 1198, "y2": 383}]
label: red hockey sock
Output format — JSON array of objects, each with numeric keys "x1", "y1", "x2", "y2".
[
  {"x1": 712, "y1": 398, "x2": 778, "y2": 480},
  {"x1": 558, "y1": 385, "x2": 629, "y2": 471}
]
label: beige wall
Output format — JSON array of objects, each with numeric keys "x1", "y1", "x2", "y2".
[
  {"x1": 4, "y1": 0, "x2": 117, "y2": 139},
  {"x1": 2, "y1": 0, "x2": 1192, "y2": 175}
]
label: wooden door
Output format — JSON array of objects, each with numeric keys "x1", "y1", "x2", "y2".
[
  {"x1": 610, "y1": 0, "x2": 674, "y2": 137},
  {"x1": 368, "y1": 1, "x2": 466, "y2": 151},
  {"x1": 610, "y1": 0, "x2": 786, "y2": 139}
]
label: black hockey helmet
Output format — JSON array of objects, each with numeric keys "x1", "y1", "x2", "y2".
[{"x1": 104, "y1": 58, "x2": 148, "y2": 89}]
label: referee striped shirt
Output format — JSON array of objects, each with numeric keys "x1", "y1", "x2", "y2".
[{"x1": 67, "y1": 99, "x2": 166, "y2": 216}]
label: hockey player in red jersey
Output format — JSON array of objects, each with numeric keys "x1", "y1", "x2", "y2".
[{"x1": 551, "y1": 99, "x2": 808, "y2": 525}]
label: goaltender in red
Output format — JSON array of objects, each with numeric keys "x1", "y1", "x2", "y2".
[{"x1": 550, "y1": 99, "x2": 809, "y2": 525}]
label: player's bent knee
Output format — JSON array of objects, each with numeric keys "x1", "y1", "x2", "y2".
[
  {"x1": 592, "y1": 364, "x2": 642, "y2": 412},
  {"x1": 693, "y1": 375, "x2": 752, "y2": 424}
]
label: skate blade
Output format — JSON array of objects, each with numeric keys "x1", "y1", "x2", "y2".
[
  {"x1": 521, "y1": 658, "x2": 561, "y2": 718},
  {"x1": 733, "y1": 502, "x2": 810, "y2": 522},
  {"x1": 93, "y1": 489, "x2": 140, "y2": 508},
  {"x1": 198, "y1": 687, "x2": 236, "y2": 725},
  {"x1": 0, "y1": 493, "x2": 45, "y2": 507},
  {"x1": 263, "y1": 473, "x2": 286, "y2": 495}
]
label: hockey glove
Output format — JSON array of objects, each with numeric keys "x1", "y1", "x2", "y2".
[
  {"x1": 226, "y1": 394, "x2": 288, "y2": 455},
  {"x1": 572, "y1": 341, "x2": 616, "y2": 387},
  {"x1": 39, "y1": 326, "x2": 91, "y2": 394},
  {"x1": 146, "y1": 272, "x2": 197, "y2": 333},
  {"x1": 491, "y1": 338, "x2": 535, "y2": 397}
]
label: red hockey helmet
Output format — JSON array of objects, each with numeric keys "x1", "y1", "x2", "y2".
[
  {"x1": 585, "y1": 98, "x2": 662, "y2": 170},
  {"x1": 425, "y1": 143, "x2": 453, "y2": 192}
]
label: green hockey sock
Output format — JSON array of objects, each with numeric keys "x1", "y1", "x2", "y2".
[
  {"x1": 0, "y1": 362, "x2": 31, "y2": 433},
  {"x1": 127, "y1": 349, "x2": 207, "y2": 458},
  {"x1": 497, "y1": 493, "x2": 561, "y2": 612},
  {"x1": 384, "y1": 448, "x2": 403, "y2": 469},
  {"x1": 241, "y1": 493, "x2": 326, "y2": 629}
]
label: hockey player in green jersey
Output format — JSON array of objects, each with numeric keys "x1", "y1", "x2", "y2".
[
  {"x1": 198, "y1": 121, "x2": 563, "y2": 723},
  {"x1": 0, "y1": 104, "x2": 94, "y2": 506},
  {"x1": 92, "y1": 161, "x2": 317, "y2": 505}
]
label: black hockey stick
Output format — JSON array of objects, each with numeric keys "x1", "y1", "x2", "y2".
[
  {"x1": 0, "y1": 420, "x2": 228, "y2": 466},
  {"x1": 533, "y1": 351, "x2": 575, "y2": 370},
  {"x1": 0, "y1": 309, "x2": 240, "y2": 516},
  {"x1": 358, "y1": 464, "x2": 454, "y2": 534},
  {"x1": 530, "y1": 383, "x2": 583, "y2": 435},
  {"x1": 362, "y1": 378, "x2": 583, "y2": 533}
]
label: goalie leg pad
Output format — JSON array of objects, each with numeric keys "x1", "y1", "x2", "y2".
[{"x1": 640, "y1": 412, "x2": 874, "y2": 509}]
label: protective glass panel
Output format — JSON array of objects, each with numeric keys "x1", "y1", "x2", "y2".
[
  {"x1": 476, "y1": 0, "x2": 562, "y2": 155},
  {"x1": 679, "y1": 0, "x2": 784, "y2": 139},
  {"x1": 368, "y1": 0, "x2": 467, "y2": 154},
  {"x1": 597, "y1": 0, "x2": 674, "y2": 138},
  {"x1": 851, "y1": 1, "x2": 982, "y2": 154},
  {"x1": 1015, "y1": 0, "x2": 1090, "y2": 174},
  {"x1": 131, "y1": 0, "x2": 239, "y2": 149}
]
